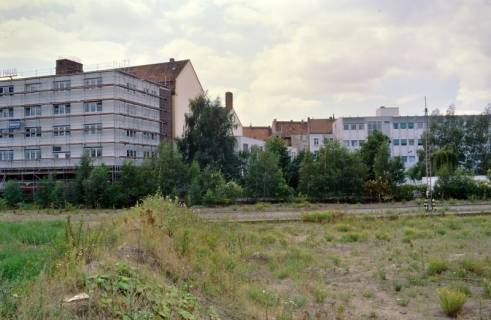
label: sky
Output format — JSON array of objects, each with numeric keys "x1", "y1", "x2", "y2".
[{"x1": 1, "y1": 0, "x2": 490, "y2": 126}]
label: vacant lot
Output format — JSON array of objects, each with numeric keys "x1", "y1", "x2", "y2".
[{"x1": 2, "y1": 199, "x2": 491, "y2": 319}]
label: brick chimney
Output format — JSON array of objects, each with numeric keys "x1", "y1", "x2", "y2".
[
  {"x1": 56, "y1": 59, "x2": 83, "y2": 75},
  {"x1": 225, "y1": 91, "x2": 233, "y2": 110}
]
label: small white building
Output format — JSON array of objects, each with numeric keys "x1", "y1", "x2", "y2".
[{"x1": 333, "y1": 107, "x2": 426, "y2": 167}]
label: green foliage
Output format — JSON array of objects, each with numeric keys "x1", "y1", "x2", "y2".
[
  {"x1": 301, "y1": 211, "x2": 335, "y2": 223},
  {"x1": 434, "y1": 168, "x2": 478, "y2": 200},
  {"x1": 243, "y1": 148, "x2": 291, "y2": 199},
  {"x1": 298, "y1": 140, "x2": 366, "y2": 200},
  {"x1": 286, "y1": 150, "x2": 307, "y2": 190},
  {"x1": 483, "y1": 279, "x2": 491, "y2": 298},
  {"x1": 158, "y1": 142, "x2": 190, "y2": 199},
  {"x1": 84, "y1": 164, "x2": 111, "y2": 208},
  {"x1": 265, "y1": 136, "x2": 290, "y2": 176},
  {"x1": 247, "y1": 286, "x2": 279, "y2": 307},
  {"x1": 178, "y1": 95, "x2": 239, "y2": 179},
  {"x1": 437, "y1": 287, "x2": 467, "y2": 317},
  {"x1": 34, "y1": 177, "x2": 56, "y2": 208},
  {"x1": 3, "y1": 181, "x2": 23, "y2": 207},
  {"x1": 427, "y1": 258, "x2": 449, "y2": 275},
  {"x1": 360, "y1": 131, "x2": 389, "y2": 180}
]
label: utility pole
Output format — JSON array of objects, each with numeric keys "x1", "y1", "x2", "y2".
[{"x1": 424, "y1": 97, "x2": 434, "y2": 212}]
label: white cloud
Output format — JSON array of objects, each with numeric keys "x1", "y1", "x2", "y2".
[{"x1": 0, "y1": 0, "x2": 490, "y2": 124}]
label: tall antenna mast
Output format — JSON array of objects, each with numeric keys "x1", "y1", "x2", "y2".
[{"x1": 424, "y1": 96, "x2": 433, "y2": 212}]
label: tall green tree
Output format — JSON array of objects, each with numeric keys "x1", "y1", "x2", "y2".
[
  {"x1": 74, "y1": 154, "x2": 93, "y2": 205},
  {"x1": 265, "y1": 136, "x2": 290, "y2": 176},
  {"x1": 158, "y1": 142, "x2": 190, "y2": 198},
  {"x1": 243, "y1": 148, "x2": 291, "y2": 199},
  {"x1": 34, "y1": 176, "x2": 56, "y2": 208},
  {"x1": 286, "y1": 150, "x2": 307, "y2": 190},
  {"x1": 178, "y1": 95, "x2": 239, "y2": 179},
  {"x1": 360, "y1": 131, "x2": 389, "y2": 180},
  {"x1": 84, "y1": 164, "x2": 110, "y2": 208},
  {"x1": 299, "y1": 140, "x2": 366, "y2": 199}
]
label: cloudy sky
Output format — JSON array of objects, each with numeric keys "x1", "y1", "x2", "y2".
[{"x1": 1, "y1": 0, "x2": 490, "y2": 125}]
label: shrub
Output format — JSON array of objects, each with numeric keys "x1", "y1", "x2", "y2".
[
  {"x1": 0, "y1": 198, "x2": 7, "y2": 211},
  {"x1": 335, "y1": 223, "x2": 351, "y2": 232},
  {"x1": 340, "y1": 232, "x2": 362, "y2": 243},
  {"x1": 437, "y1": 287, "x2": 467, "y2": 317},
  {"x1": 3, "y1": 181, "x2": 23, "y2": 207},
  {"x1": 427, "y1": 258, "x2": 449, "y2": 275},
  {"x1": 301, "y1": 211, "x2": 335, "y2": 223},
  {"x1": 459, "y1": 257, "x2": 485, "y2": 275},
  {"x1": 375, "y1": 231, "x2": 390, "y2": 241},
  {"x1": 247, "y1": 286, "x2": 278, "y2": 307},
  {"x1": 449, "y1": 282, "x2": 471, "y2": 297}
]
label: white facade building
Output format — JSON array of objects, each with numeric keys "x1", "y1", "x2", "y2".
[
  {"x1": 333, "y1": 107, "x2": 426, "y2": 167},
  {"x1": 0, "y1": 62, "x2": 169, "y2": 180}
]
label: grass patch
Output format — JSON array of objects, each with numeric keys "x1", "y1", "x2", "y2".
[
  {"x1": 340, "y1": 232, "x2": 362, "y2": 243},
  {"x1": 301, "y1": 211, "x2": 335, "y2": 223},
  {"x1": 427, "y1": 258, "x2": 449, "y2": 276},
  {"x1": 437, "y1": 287, "x2": 467, "y2": 317}
]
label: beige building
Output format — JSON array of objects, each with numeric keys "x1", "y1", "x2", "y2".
[{"x1": 125, "y1": 59, "x2": 204, "y2": 138}]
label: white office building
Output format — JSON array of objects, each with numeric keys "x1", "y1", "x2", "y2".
[
  {"x1": 0, "y1": 59, "x2": 170, "y2": 183},
  {"x1": 333, "y1": 107, "x2": 426, "y2": 167}
]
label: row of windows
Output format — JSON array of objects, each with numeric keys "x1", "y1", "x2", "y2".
[
  {"x1": 0, "y1": 102, "x2": 101, "y2": 118},
  {"x1": 393, "y1": 122, "x2": 424, "y2": 130},
  {"x1": 343, "y1": 140, "x2": 366, "y2": 147},
  {"x1": 343, "y1": 123, "x2": 365, "y2": 131},
  {"x1": 0, "y1": 126, "x2": 157, "y2": 138},
  {"x1": 21, "y1": 77, "x2": 103, "y2": 93},
  {"x1": 343, "y1": 121, "x2": 426, "y2": 131},
  {"x1": 392, "y1": 139, "x2": 424, "y2": 146},
  {"x1": 0, "y1": 147, "x2": 155, "y2": 160}
]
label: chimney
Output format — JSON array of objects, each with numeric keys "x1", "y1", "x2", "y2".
[
  {"x1": 225, "y1": 91, "x2": 233, "y2": 110},
  {"x1": 169, "y1": 58, "x2": 175, "y2": 62},
  {"x1": 56, "y1": 59, "x2": 83, "y2": 75}
]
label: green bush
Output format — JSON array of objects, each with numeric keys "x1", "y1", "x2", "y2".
[
  {"x1": 427, "y1": 258, "x2": 449, "y2": 275},
  {"x1": 0, "y1": 198, "x2": 7, "y2": 211},
  {"x1": 483, "y1": 280, "x2": 491, "y2": 298},
  {"x1": 340, "y1": 232, "x2": 362, "y2": 243},
  {"x1": 437, "y1": 287, "x2": 467, "y2": 317},
  {"x1": 301, "y1": 211, "x2": 335, "y2": 223},
  {"x1": 3, "y1": 181, "x2": 23, "y2": 207}
]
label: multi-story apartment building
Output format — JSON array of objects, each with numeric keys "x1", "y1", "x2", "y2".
[
  {"x1": 0, "y1": 59, "x2": 170, "y2": 183},
  {"x1": 333, "y1": 106, "x2": 426, "y2": 167}
]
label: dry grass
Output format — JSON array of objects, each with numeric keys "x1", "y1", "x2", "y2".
[{"x1": 7, "y1": 197, "x2": 491, "y2": 319}]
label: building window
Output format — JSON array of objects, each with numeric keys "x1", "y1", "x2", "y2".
[
  {"x1": 393, "y1": 123, "x2": 399, "y2": 129},
  {"x1": 53, "y1": 80, "x2": 71, "y2": 90},
  {"x1": 408, "y1": 156, "x2": 416, "y2": 163},
  {"x1": 25, "y1": 106, "x2": 42, "y2": 116},
  {"x1": 343, "y1": 124, "x2": 349, "y2": 130},
  {"x1": 314, "y1": 138, "x2": 319, "y2": 146},
  {"x1": 417, "y1": 122, "x2": 424, "y2": 129},
  {"x1": 350, "y1": 124, "x2": 357, "y2": 130},
  {"x1": 367, "y1": 121, "x2": 382, "y2": 134},
  {"x1": 393, "y1": 139, "x2": 400, "y2": 146},
  {"x1": 400, "y1": 122, "x2": 407, "y2": 129},
  {"x1": 358, "y1": 123, "x2": 365, "y2": 130},
  {"x1": 0, "y1": 86, "x2": 14, "y2": 96},
  {"x1": 25, "y1": 127, "x2": 41, "y2": 137},
  {"x1": 401, "y1": 139, "x2": 407, "y2": 146},
  {"x1": 408, "y1": 122, "x2": 414, "y2": 129},
  {"x1": 84, "y1": 77, "x2": 102, "y2": 88},
  {"x1": 126, "y1": 129, "x2": 136, "y2": 137},
  {"x1": 84, "y1": 101, "x2": 103, "y2": 112},
  {"x1": 343, "y1": 140, "x2": 350, "y2": 146},
  {"x1": 0, "y1": 150, "x2": 14, "y2": 161},
  {"x1": 418, "y1": 139, "x2": 423, "y2": 146},
  {"x1": 53, "y1": 103, "x2": 71, "y2": 114},
  {"x1": 24, "y1": 149, "x2": 41, "y2": 160},
  {"x1": 127, "y1": 150, "x2": 137, "y2": 158},
  {"x1": 25, "y1": 83, "x2": 41, "y2": 92},
  {"x1": 84, "y1": 146, "x2": 102, "y2": 158},
  {"x1": 359, "y1": 140, "x2": 365, "y2": 145},
  {"x1": 408, "y1": 139, "x2": 415, "y2": 146},
  {"x1": 84, "y1": 123, "x2": 102, "y2": 134},
  {"x1": 53, "y1": 125, "x2": 71, "y2": 136},
  {"x1": 351, "y1": 140, "x2": 358, "y2": 147},
  {"x1": 402, "y1": 156, "x2": 408, "y2": 163},
  {"x1": 0, "y1": 108, "x2": 14, "y2": 118}
]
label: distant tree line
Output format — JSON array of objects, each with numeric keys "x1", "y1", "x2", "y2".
[{"x1": 3, "y1": 98, "x2": 491, "y2": 209}]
